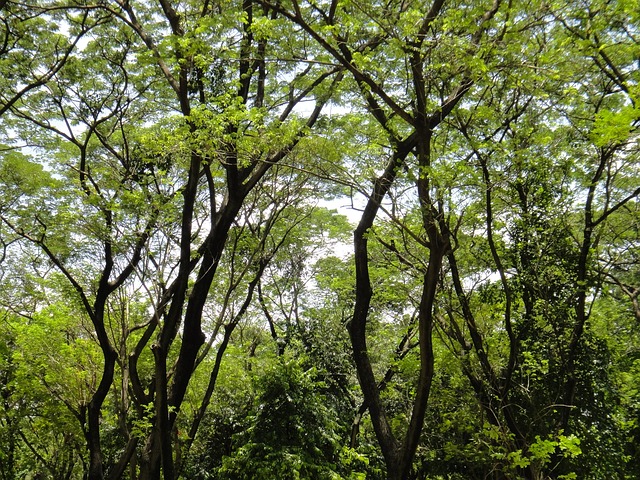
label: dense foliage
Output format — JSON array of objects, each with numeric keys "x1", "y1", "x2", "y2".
[{"x1": 0, "y1": 0, "x2": 638, "y2": 479}]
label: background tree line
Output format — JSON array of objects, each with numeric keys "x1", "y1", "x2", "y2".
[{"x1": 0, "y1": 0, "x2": 638, "y2": 479}]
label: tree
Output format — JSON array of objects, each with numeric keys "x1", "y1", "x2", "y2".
[
  {"x1": 218, "y1": 355, "x2": 356, "y2": 479},
  {"x1": 1, "y1": 0, "x2": 639, "y2": 479},
  {"x1": 262, "y1": 0, "x2": 516, "y2": 477},
  {"x1": 1, "y1": 0, "x2": 340, "y2": 478}
]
